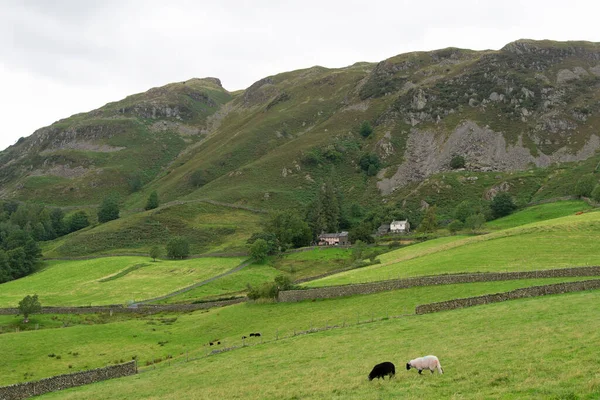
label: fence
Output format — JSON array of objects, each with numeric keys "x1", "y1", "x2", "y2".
[
  {"x1": 278, "y1": 266, "x2": 600, "y2": 302},
  {"x1": 415, "y1": 279, "x2": 600, "y2": 314},
  {"x1": 0, "y1": 361, "x2": 136, "y2": 400}
]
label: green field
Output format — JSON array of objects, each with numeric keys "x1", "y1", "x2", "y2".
[
  {"x1": 1, "y1": 276, "x2": 598, "y2": 387},
  {"x1": 0, "y1": 256, "x2": 245, "y2": 307},
  {"x1": 36, "y1": 290, "x2": 600, "y2": 399},
  {"x1": 485, "y1": 200, "x2": 591, "y2": 230},
  {"x1": 307, "y1": 211, "x2": 600, "y2": 287}
]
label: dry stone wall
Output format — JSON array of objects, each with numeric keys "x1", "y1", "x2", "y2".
[
  {"x1": 278, "y1": 266, "x2": 600, "y2": 302},
  {"x1": 415, "y1": 279, "x2": 600, "y2": 314},
  {"x1": 0, "y1": 298, "x2": 245, "y2": 316},
  {"x1": 0, "y1": 361, "x2": 136, "y2": 400}
]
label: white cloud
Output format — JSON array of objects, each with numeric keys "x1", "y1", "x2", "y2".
[{"x1": 1, "y1": 0, "x2": 599, "y2": 151}]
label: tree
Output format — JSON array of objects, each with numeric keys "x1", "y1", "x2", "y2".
[
  {"x1": 359, "y1": 121, "x2": 373, "y2": 138},
  {"x1": 575, "y1": 174, "x2": 596, "y2": 198},
  {"x1": 190, "y1": 170, "x2": 209, "y2": 187},
  {"x1": 149, "y1": 245, "x2": 161, "y2": 262},
  {"x1": 359, "y1": 153, "x2": 380, "y2": 175},
  {"x1": 450, "y1": 155, "x2": 466, "y2": 169},
  {"x1": 67, "y1": 211, "x2": 89, "y2": 233},
  {"x1": 348, "y1": 222, "x2": 374, "y2": 244},
  {"x1": 166, "y1": 236, "x2": 190, "y2": 259},
  {"x1": 18, "y1": 294, "x2": 41, "y2": 323},
  {"x1": 249, "y1": 239, "x2": 269, "y2": 263},
  {"x1": 145, "y1": 191, "x2": 159, "y2": 211},
  {"x1": 264, "y1": 211, "x2": 312, "y2": 251},
  {"x1": 98, "y1": 195, "x2": 120, "y2": 223},
  {"x1": 465, "y1": 213, "x2": 486, "y2": 233},
  {"x1": 592, "y1": 185, "x2": 600, "y2": 203},
  {"x1": 454, "y1": 201, "x2": 473, "y2": 223},
  {"x1": 418, "y1": 206, "x2": 438, "y2": 233},
  {"x1": 351, "y1": 240, "x2": 367, "y2": 261},
  {"x1": 490, "y1": 192, "x2": 517, "y2": 219},
  {"x1": 448, "y1": 220, "x2": 464, "y2": 235}
]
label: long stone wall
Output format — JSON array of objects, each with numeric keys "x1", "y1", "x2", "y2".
[
  {"x1": 0, "y1": 298, "x2": 245, "y2": 316},
  {"x1": 0, "y1": 361, "x2": 137, "y2": 400},
  {"x1": 415, "y1": 279, "x2": 600, "y2": 314},
  {"x1": 278, "y1": 266, "x2": 600, "y2": 302}
]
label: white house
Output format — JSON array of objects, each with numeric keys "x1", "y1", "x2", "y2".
[{"x1": 390, "y1": 220, "x2": 410, "y2": 234}]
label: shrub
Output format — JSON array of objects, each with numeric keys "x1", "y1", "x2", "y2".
[
  {"x1": 592, "y1": 184, "x2": 600, "y2": 203},
  {"x1": 190, "y1": 170, "x2": 209, "y2": 187},
  {"x1": 145, "y1": 191, "x2": 159, "y2": 211},
  {"x1": 575, "y1": 174, "x2": 596, "y2": 198},
  {"x1": 249, "y1": 239, "x2": 269, "y2": 263},
  {"x1": 450, "y1": 155, "x2": 466, "y2": 169},
  {"x1": 359, "y1": 121, "x2": 373, "y2": 138},
  {"x1": 448, "y1": 220, "x2": 464, "y2": 235},
  {"x1": 98, "y1": 195, "x2": 120, "y2": 223}
]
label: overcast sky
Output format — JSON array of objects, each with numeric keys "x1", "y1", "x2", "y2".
[{"x1": 1, "y1": 0, "x2": 599, "y2": 151}]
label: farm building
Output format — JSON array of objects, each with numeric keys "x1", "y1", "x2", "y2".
[
  {"x1": 377, "y1": 223, "x2": 391, "y2": 235},
  {"x1": 318, "y1": 232, "x2": 350, "y2": 246},
  {"x1": 390, "y1": 220, "x2": 410, "y2": 233}
]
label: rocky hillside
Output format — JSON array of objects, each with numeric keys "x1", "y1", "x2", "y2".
[{"x1": 1, "y1": 39, "x2": 599, "y2": 213}]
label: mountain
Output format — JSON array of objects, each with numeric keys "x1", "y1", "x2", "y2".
[{"x1": 2, "y1": 39, "x2": 600, "y2": 217}]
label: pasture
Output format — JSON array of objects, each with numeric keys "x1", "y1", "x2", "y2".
[
  {"x1": 308, "y1": 211, "x2": 600, "y2": 287},
  {"x1": 1, "y1": 276, "x2": 598, "y2": 387},
  {"x1": 38, "y1": 290, "x2": 600, "y2": 399},
  {"x1": 0, "y1": 256, "x2": 245, "y2": 307}
]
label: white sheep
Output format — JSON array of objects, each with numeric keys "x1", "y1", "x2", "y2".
[{"x1": 406, "y1": 355, "x2": 443, "y2": 375}]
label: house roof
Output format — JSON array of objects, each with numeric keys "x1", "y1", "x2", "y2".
[
  {"x1": 391, "y1": 220, "x2": 408, "y2": 224},
  {"x1": 318, "y1": 231, "x2": 349, "y2": 239}
]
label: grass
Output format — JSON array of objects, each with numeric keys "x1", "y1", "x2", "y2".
[
  {"x1": 271, "y1": 247, "x2": 354, "y2": 279},
  {"x1": 36, "y1": 290, "x2": 600, "y2": 399},
  {"x1": 0, "y1": 256, "x2": 246, "y2": 307},
  {"x1": 41, "y1": 202, "x2": 264, "y2": 257},
  {"x1": 486, "y1": 200, "x2": 591, "y2": 230},
  {"x1": 307, "y1": 211, "x2": 600, "y2": 287},
  {"x1": 1, "y1": 276, "x2": 598, "y2": 387}
]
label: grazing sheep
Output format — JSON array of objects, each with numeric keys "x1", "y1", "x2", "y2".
[
  {"x1": 406, "y1": 355, "x2": 443, "y2": 375},
  {"x1": 368, "y1": 362, "x2": 396, "y2": 381}
]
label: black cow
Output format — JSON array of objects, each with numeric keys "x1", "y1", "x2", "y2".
[
  {"x1": 368, "y1": 362, "x2": 396, "y2": 381},
  {"x1": 242, "y1": 336, "x2": 247, "y2": 340},
  {"x1": 253, "y1": 333, "x2": 261, "y2": 337}
]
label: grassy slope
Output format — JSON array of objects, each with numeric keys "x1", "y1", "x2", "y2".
[
  {"x1": 0, "y1": 256, "x2": 245, "y2": 307},
  {"x1": 36, "y1": 291, "x2": 600, "y2": 399},
  {"x1": 1, "y1": 277, "x2": 598, "y2": 387},
  {"x1": 308, "y1": 210, "x2": 600, "y2": 287},
  {"x1": 41, "y1": 202, "x2": 264, "y2": 257},
  {"x1": 485, "y1": 199, "x2": 591, "y2": 230}
]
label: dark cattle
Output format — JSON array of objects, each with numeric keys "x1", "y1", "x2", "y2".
[
  {"x1": 209, "y1": 342, "x2": 213, "y2": 346},
  {"x1": 249, "y1": 333, "x2": 255, "y2": 337},
  {"x1": 242, "y1": 336, "x2": 247, "y2": 339},
  {"x1": 253, "y1": 333, "x2": 261, "y2": 337},
  {"x1": 368, "y1": 362, "x2": 396, "y2": 381},
  {"x1": 217, "y1": 341, "x2": 221, "y2": 345}
]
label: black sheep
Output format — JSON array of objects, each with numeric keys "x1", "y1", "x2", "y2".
[{"x1": 368, "y1": 362, "x2": 396, "y2": 381}]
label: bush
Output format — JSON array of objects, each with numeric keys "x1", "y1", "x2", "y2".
[
  {"x1": 575, "y1": 174, "x2": 596, "y2": 198},
  {"x1": 190, "y1": 170, "x2": 209, "y2": 187},
  {"x1": 145, "y1": 191, "x2": 159, "y2": 211},
  {"x1": 592, "y1": 185, "x2": 600, "y2": 203},
  {"x1": 67, "y1": 211, "x2": 89, "y2": 233},
  {"x1": 359, "y1": 121, "x2": 373, "y2": 138},
  {"x1": 166, "y1": 236, "x2": 190, "y2": 259},
  {"x1": 448, "y1": 220, "x2": 464, "y2": 235},
  {"x1": 249, "y1": 239, "x2": 269, "y2": 263},
  {"x1": 465, "y1": 213, "x2": 486, "y2": 233},
  {"x1": 450, "y1": 155, "x2": 466, "y2": 169}
]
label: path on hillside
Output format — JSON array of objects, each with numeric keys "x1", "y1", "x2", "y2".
[{"x1": 132, "y1": 258, "x2": 254, "y2": 305}]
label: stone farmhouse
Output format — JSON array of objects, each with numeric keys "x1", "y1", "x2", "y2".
[{"x1": 318, "y1": 231, "x2": 350, "y2": 246}]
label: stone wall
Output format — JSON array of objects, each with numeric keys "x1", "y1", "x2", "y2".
[
  {"x1": 0, "y1": 361, "x2": 136, "y2": 400},
  {"x1": 415, "y1": 279, "x2": 600, "y2": 314},
  {"x1": 0, "y1": 298, "x2": 245, "y2": 316},
  {"x1": 278, "y1": 266, "x2": 600, "y2": 302}
]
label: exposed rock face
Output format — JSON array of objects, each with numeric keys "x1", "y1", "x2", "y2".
[{"x1": 377, "y1": 121, "x2": 600, "y2": 195}]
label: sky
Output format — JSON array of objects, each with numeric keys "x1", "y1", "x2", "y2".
[{"x1": 1, "y1": 0, "x2": 599, "y2": 151}]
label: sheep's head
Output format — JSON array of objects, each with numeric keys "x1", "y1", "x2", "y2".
[{"x1": 406, "y1": 363, "x2": 411, "y2": 371}]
